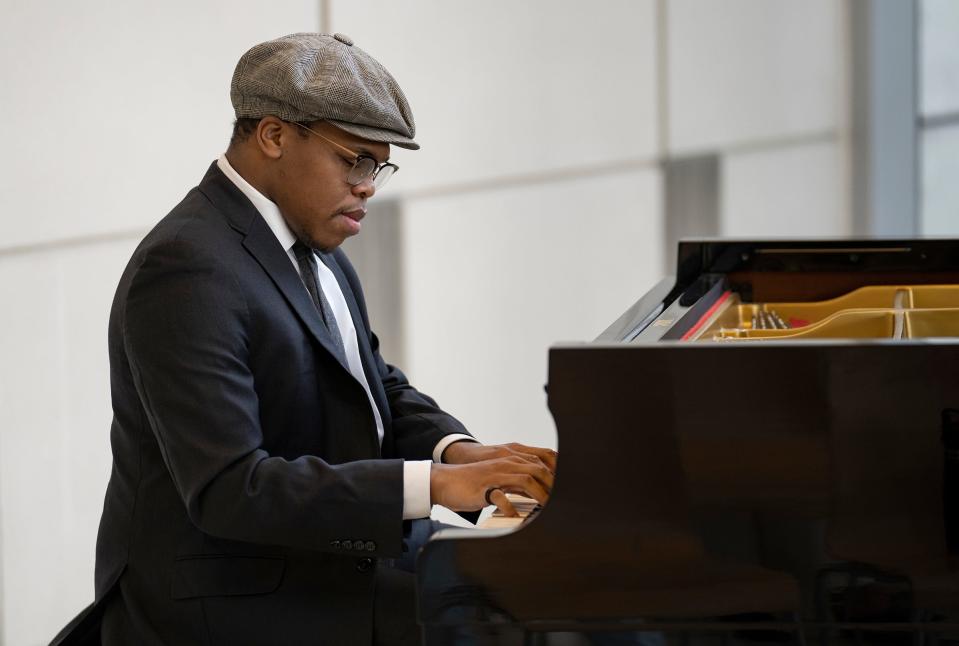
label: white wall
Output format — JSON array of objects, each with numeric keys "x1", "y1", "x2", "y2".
[
  {"x1": 721, "y1": 141, "x2": 847, "y2": 237},
  {"x1": 0, "y1": 1, "x2": 316, "y2": 249},
  {"x1": 328, "y1": 0, "x2": 660, "y2": 194},
  {"x1": 667, "y1": 0, "x2": 841, "y2": 155},
  {"x1": 329, "y1": 0, "x2": 662, "y2": 452},
  {"x1": 920, "y1": 0, "x2": 959, "y2": 235},
  {"x1": 327, "y1": 0, "x2": 854, "y2": 440},
  {"x1": 920, "y1": 0, "x2": 959, "y2": 119},
  {"x1": 402, "y1": 170, "x2": 662, "y2": 451},
  {"x1": 327, "y1": 0, "x2": 849, "y2": 522},
  {"x1": 0, "y1": 239, "x2": 137, "y2": 644},
  {"x1": 666, "y1": 0, "x2": 848, "y2": 238},
  {"x1": 0, "y1": 2, "x2": 319, "y2": 644},
  {"x1": 921, "y1": 124, "x2": 959, "y2": 236}
]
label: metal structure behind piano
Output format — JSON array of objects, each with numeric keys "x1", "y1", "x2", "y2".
[{"x1": 417, "y1": 239, "x2": 959, "y2": 644}]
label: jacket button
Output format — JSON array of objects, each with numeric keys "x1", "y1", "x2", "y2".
[
  {"x1": 365, "y1": 541, "x2": 376, "y2": 552},
  {"x1": 342, "y1": 540, "x2": 353, "y2": 551},
  {"x1": 356, "y1": 557, "x2": 374, "y2": 573}
]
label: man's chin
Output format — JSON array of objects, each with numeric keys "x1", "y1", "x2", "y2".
[
  {"x1": 296, "y1": 232, "x2": 343, "y2": 254},
  {"x1": 310, "y1": 241, "x2": 339, "y2": 254}
]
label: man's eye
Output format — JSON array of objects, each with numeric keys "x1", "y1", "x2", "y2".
[{"x1": 341, "y1": 157, "x2": 355, "y2": 167}]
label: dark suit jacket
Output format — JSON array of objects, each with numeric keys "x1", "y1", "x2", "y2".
[{"x1": 93, "y1": 162, "x2": 470, "y2": 645}]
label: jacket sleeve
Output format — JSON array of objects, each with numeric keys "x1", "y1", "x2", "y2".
[
  {"x1": 331, "y1": 249, "x2": 474, "y2": 461},
  {"x1": 123, "y1": 235, "x2": 406, "y2": 557}
]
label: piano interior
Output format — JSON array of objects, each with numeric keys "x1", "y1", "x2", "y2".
[
  {"x1": 417, "y1": 241, "x2": 959, "y2": 645},
  {"x1": 687, "y1": 285, "x2": 959, "y2": 341}
]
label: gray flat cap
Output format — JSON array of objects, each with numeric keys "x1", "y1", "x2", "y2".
[{"x1": 231, "y1": 32, "x2": 418, "y2": 150}]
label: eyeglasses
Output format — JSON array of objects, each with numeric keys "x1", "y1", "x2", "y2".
[{"x1": 295, "y1": 122, "x2": 399, "y2": 190}]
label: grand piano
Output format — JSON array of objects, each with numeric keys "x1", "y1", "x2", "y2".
[{"x1": 416, "y1": 239, "x2": 959, "y2": 645}]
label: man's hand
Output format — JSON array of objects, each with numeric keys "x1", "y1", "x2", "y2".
[
  {"x1": 442, "y1": 441, "x2": 557, "y2": 474},
  {"x1": 429, "y1": 456, "x2": 554, "y2": 518}
]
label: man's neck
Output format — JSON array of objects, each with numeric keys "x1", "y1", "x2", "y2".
[{"x1": 224, "y1": 147, "x2": 274, "y2": 202}]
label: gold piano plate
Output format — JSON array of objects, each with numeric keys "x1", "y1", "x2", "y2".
[{"x1": 695, "y1": 284, "x2": 959, "y2": 341}]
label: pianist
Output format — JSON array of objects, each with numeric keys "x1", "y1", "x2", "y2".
[{"x1": 85, "y1": 33, "x2": 556, "y2": 646}]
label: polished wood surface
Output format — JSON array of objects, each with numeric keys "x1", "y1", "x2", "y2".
[{"x1": 417, "y1": 240, "x2": 959, "y2": 643}]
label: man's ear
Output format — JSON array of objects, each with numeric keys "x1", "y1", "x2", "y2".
[{"x1": 255, "y1": 116, "x2": 286, "y2": 160}]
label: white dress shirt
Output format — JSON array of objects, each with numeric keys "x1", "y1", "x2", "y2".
[{"x1": 217, "y1": 155, "x2": 473, "y2": 519}]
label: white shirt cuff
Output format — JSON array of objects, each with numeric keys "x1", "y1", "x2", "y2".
[
  {"x1": 432, "y1": 434, "x2": 477, "y2": 463},
  {"x1": 402, "y1": 460, "x2": 433, "y2": 520}
]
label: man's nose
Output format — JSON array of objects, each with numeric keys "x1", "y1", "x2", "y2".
[{"x1": 351, "y1": 177, "x2": 376, "y2": 199}]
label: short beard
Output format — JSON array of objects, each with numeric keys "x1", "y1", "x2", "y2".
[{"x1": 287, "y1": 222, "x2": 335, "y2": 255}]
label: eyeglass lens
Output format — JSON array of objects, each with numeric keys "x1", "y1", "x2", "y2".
[{"x1": 347, "y1": 157, "x2": 396, "y2": 189}]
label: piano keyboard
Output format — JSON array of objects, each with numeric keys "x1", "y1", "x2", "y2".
[{"x1": 477, "y1": 494, "x2": 541, "y2": 529}]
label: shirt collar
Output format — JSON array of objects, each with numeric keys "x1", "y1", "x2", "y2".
[{"x1": 217, "y1": 154, "x2": 297, "y2": 253}]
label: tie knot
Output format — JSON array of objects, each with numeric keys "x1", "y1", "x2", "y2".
[{"x1": 292, "y1": 241, "x2": 314, "y2": 262}]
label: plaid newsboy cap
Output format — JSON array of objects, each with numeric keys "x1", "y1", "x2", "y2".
[{"x1": 231, "y1": 32, "x2": 419, "y2": 150}]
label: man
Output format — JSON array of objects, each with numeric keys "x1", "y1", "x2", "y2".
[{"x1": 88, "y1": 32, "x2": 555, "y2": 645}]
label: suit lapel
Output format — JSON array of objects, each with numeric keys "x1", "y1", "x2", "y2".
[
  {"x1": 318, "y1": 252, "x2": 390, "y2": 421},
  {"x1": 242, "y1": 218, "x2": 353, "y2": 375},
  {"x1": 197, "y1": 162, "x2": 352, "y2": 375}
]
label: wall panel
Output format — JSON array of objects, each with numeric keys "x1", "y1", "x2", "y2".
[
  {"x1": 0, "y1": 238, "x2": 136, "y2": 645},
  {"x1": 400, "y1": 169, "x2": 662, "y2": 452},
  {"x1": 920, "y1": 0, "x2": 959, "y2": 117},
  {"x1": 0, "y1": 0, "x2": 319, "y2": 250},
  {"x1": 721, "y1": 141, "x2": 847, "y2": 238},
  {"x1": 921, "y1": 124, "x2": 959, "y2": 236},
  {"x1": 329, "y1": 0, "x2": 659, "y2": 194},
  {"x1": 0, "y1": 254, "x2": 63, "y2": 646},
  {"x1": 668, "y1": 0, "x2": 841, "y2": 154}
]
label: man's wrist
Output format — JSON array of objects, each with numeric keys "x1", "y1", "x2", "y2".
[
  {"x1": 440, "y1": 438, "x2": 481, "y2": 464},
  {"x1": 433, "y1": 434, "x2": 477, "y2": 463},
  {"x1": 428, "y1": 463, "x2": 453, "y2": 508}
]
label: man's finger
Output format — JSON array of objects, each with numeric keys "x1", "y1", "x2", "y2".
[
  {"x1": 487, "y1": 488, "x2": 518, "y2": 517},
  {"x1": 527, "y1": 447, "x2": 558, "y2": 472},
  {"x1": 499, "y1": 450, "x2": 550, "y2": 476},
  {"x1": 502, "y1": 474, "x2": 550, "y2": 506},
  {"x1": 513, "y1": 452, "x2": 549, "y2": 471},
  {"x1": 523, "y1": 461, "x2": 554, "y2": 492},
  {"x1": 501, "y1": 458, "x2": 554, "y2": 493},
  {"x1": 507, "y1": 444, "x2": 558, "y2": 472}
]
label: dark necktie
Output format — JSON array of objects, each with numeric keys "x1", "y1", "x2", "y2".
[{"x1": 292, "y1": 242, "x2": 347, "y2": 362}]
